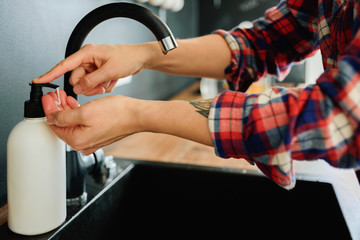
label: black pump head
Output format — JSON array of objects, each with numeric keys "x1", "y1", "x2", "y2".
[{"x1": 24, "y1": 83, "x2": 59, "y2": 118}]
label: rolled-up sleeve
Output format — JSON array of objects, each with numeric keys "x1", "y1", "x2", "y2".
[
  {"x1": 215, "y1": 0, "x2": 319, "y2": 91},
  {"x1": 209, "y1": 83, "x2": 360, "y2": 189},
  {"x1": 209, "y1": 0, "x2": 360, "y2": 189}
]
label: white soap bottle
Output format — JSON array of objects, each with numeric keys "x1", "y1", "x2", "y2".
[{"x1": 7, "y1": 83, "x2": 66, "y2": 235}]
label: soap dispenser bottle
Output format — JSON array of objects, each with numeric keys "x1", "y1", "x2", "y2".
[{"x1": 7, "y1": 83, "x2": 66, "y2": 235}]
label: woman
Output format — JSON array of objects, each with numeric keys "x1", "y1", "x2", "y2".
[{"x1": 34, "y1": 0, "x2": 360, "y2": 189}]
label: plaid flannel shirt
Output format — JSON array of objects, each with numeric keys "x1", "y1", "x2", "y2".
[{"x1": 209, "y1": 0, "x2": 360, "y2": 189}]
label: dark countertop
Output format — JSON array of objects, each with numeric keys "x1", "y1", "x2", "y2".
[{"x1": 0, "y1": 159, "x2": 134, "y2": 240}]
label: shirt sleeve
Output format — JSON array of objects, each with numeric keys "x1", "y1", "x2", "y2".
[
  {"x1": 209, "y1": 0, "x2": 360, "y2": 189},
  {"x1": 209, "y1": 29, "x2": 360, "y2": 189},
  {"x1": 215, "y1": 0, "x2": 319, "y2": 91}
]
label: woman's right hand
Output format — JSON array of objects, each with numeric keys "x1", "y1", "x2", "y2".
[
  {"x1": 33, "y1": 44, "x2": 147, "y2": 96},
  {"x1": 34, "y1": 34, "x2": 232, "y2": 95}
]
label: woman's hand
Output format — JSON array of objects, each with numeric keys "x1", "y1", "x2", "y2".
[
  {"x1": 34, "y1": 44, "x2": 147, "y2": 96},
  {"x1": 42, "y1": 89, "x2": 213, "y2": 155},
  {"x1": 42, "y1": 89, "x2": 142, "y2": 155},
  {"x1": 33, "y1": 35, "x2": 232, "y2": 96}
]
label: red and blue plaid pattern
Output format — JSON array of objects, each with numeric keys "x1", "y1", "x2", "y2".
[{"x1": 209, "y1": 0, "x2": 360, "y2": 189}]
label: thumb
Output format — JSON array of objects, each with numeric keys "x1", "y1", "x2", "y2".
[{"x1": 50, "y1": 109, "x2": 82, "y2": 127}]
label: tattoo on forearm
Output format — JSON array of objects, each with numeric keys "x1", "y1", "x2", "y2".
[{"x1": 188, "y1": 99, "x2": 212, "y2": 118}]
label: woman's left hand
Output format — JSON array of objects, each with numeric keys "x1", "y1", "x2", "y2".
[{"x1": 42, "y1": 89, "x2": 141, "y2": 155}]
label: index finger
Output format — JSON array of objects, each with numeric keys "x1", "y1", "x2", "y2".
[{"x1": 33, "y1": 50, "x2": 87, "y2": 83}]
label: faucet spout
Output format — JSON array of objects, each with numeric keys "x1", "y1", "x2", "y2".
[{"x1": 64, "y1": 2, "x2": 178, "y2": 99}]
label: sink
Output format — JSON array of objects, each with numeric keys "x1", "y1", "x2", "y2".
[
  {"x1": 0, "y1": 159, "x2": 353, "y2": 239},
  {"x1": 55, "y1": 160, "x2": 351, "y2": 239}
]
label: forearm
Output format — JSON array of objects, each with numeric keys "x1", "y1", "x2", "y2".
[
  {"x1": 141, "y1": 34, "x2": 231, "y2": 80},
  {"x1": 136, "y1": 98, "x2": 213, "y2": 146}
]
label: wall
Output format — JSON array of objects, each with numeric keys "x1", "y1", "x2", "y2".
[
  {"x1": 0, "y1": 0, "x2": 198, "y2": 208},
  {"x1": 199, "y1": 0, "x2": 279, "y2": 36}
]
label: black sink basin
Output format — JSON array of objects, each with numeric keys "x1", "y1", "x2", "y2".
[
  {"x1": 53, "y1": 160, "x2": 351, "y2": 239},
  {"x1": 0, "y1": 159, "x2": 352, "y2": 239}
]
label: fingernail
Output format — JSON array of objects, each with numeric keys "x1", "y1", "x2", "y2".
[
  {"x1": 74, "y1": 85, "x2": 83, "y2": 94},
  {"x1": 32, "y1": 77, "x2": 39, "y2": 83},
  {"x1": 46, "y1": 114, "x2": 55, "y2": 125}
]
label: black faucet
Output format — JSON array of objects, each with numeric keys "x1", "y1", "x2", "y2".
[
  {"x1": 64, "y1": 2, "x2": 178, "y2": 205},
  {"x1": 64, "y1": 2, "x2": 178, "y2": 99}
]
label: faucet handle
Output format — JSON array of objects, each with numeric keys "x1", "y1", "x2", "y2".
[
  {"x1": 100, "y1": 155, "x2": 117, "y2": 185},
  {"x1": 91, "y1": 149, "x2": 117, "y2": 185}
]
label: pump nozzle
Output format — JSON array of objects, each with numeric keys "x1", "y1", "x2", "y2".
[{"x1": 25, "y1": 83, "x2": 60, "y2": 118}]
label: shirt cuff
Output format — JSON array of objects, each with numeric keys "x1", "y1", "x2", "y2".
[
  {"x1": 214, "y1": 29, "x2": 256, "y2": 92},
  {"x1": 208, "y1": 90, "x2": 248, "y2": 159},
  {"x1": 208, "y1": 89, "x2": 296, "y2": 190},
  {"x1": 214, "y1": 30, "x2": 241, "y2": 91}
]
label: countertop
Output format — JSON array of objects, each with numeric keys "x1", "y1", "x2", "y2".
[{"x1": 0, "y1": 159, "x2": 134, "y2": 239}]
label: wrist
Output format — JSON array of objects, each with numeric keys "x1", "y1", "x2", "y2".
[
  {"x1": 140, "y1": 41, "x2": 163, "y2": 70},
  {"x1": 134, "y1": 99, "x2": 213, "y2": 146},
  {"x1": 134, "y1": 98, "x2": 157, "y2": 133},
  {"x1": 122, "y1": 97, "x2": 147, "y2": 135}
]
